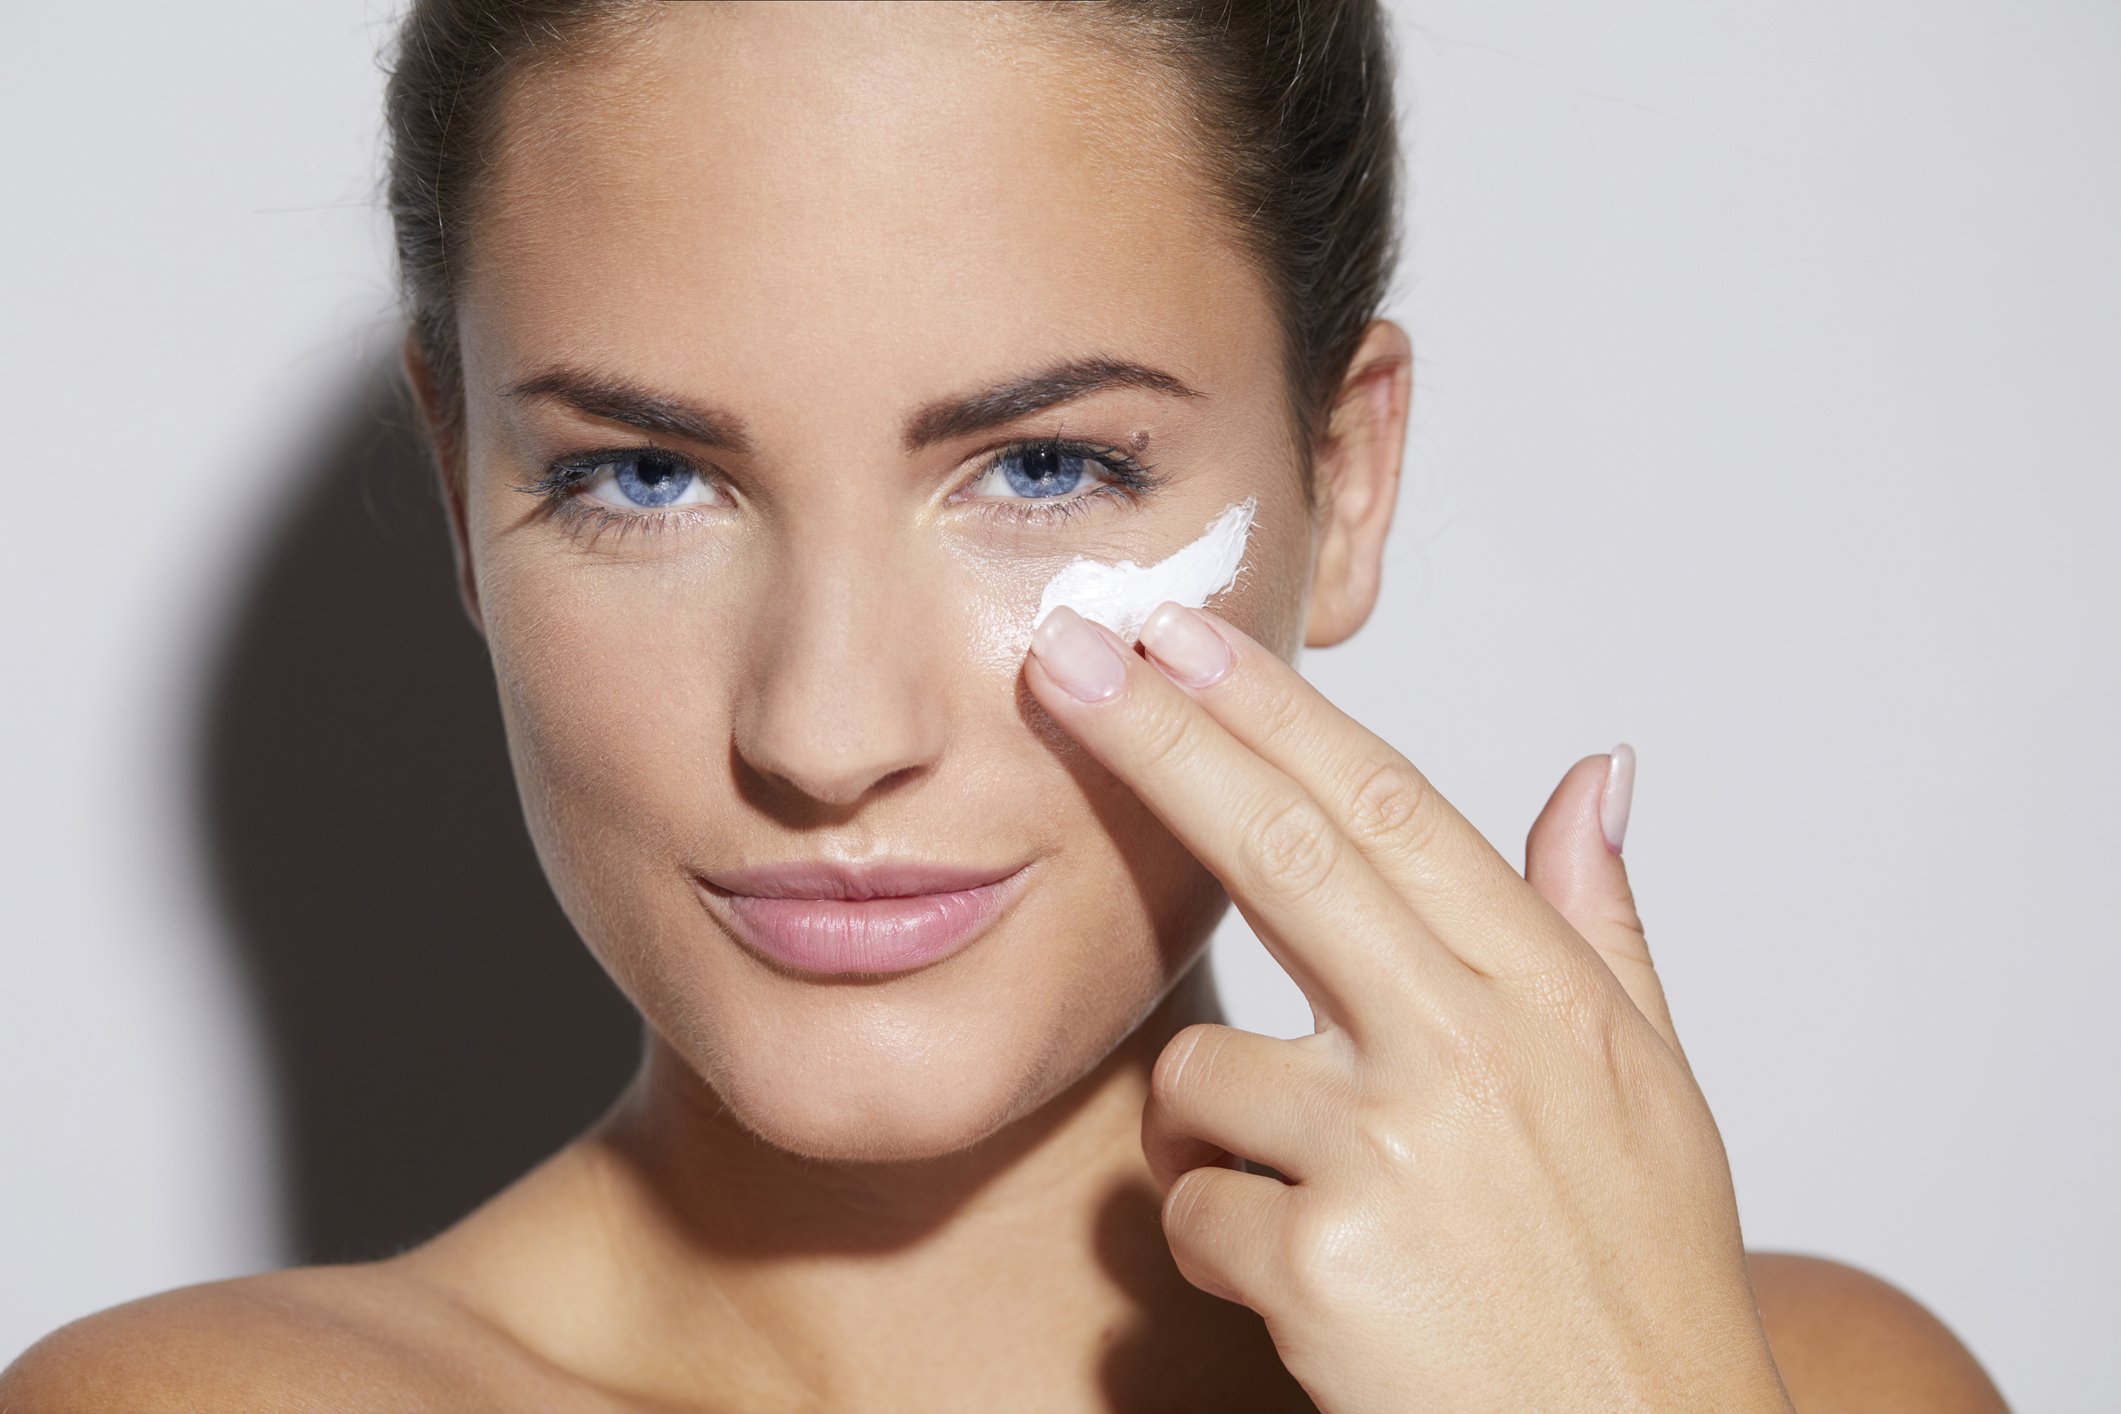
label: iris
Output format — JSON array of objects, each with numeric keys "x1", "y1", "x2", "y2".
[
  {"x1": 995, "y1": 443, "x2": 1096, "y2": 499},
  {"x1": 601, "y1": 449, "x2": 697, "y2": 507}
]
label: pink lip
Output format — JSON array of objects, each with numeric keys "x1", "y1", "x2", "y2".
[{"x1": 694, "y1": 860, "x2": 1032, "y2": 977}]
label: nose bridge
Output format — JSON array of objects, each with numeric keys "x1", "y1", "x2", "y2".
[{"x1": 734, "y1": 515, "x2": 948, "y2": 809}]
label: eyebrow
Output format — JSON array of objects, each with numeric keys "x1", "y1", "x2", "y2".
[
  {"x1": 499, "y1": 355, "x2": 1205, "y2": 457},
  {"x1": 501, "y1": 366, "x2": 756, "y2": 454},
  {"x1": 898, "y1": 356, "x2": 1205, "y2": 451}
]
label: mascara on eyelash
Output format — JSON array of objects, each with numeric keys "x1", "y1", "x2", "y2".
[
  {"x1": 513, "y1": 448, "x2": 685, "y2": 501},
  {"x1": 510, "y1": 460, "x2": 599, "y2": 500},
  {"x1": 986, "y1": 436, "x2": 1164, "y2": 498},
  {"x1": 977, "y1": 439, "x2": 1166, "y2": 526}
]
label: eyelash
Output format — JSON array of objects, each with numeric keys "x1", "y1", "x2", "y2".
[
  {"x1": 509, "y1": 434, "x2": 1165, "y2": 545},
  {"x1": 509, "y1": 453, "x2": 716, "y2": 548}
]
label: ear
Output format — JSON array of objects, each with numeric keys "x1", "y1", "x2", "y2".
[
  {"x1": 399, "y1": 326, "x2": 485, "y2": 638},
  {"x1": 1303, "y1": 319, "x2": 1413, "y2": 649}
]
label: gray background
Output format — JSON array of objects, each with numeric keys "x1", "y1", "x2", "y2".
[{"x1": 3, "y1": 2, "x2": 2113, "y2": 1407}]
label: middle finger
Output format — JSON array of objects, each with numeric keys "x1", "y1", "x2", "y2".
[{"x1": 1024, "y1": 605, "x2": 1481, "y2": 1048}]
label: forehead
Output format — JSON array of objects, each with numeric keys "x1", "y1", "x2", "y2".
[{"x1": 459, "y1": 1, "x2": 1279, "y2": 423}]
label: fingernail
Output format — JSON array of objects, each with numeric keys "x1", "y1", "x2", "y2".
[
  {"x1": 1138, "y1": 602, "x2": 1234, "y2": 688},
  {"x1": 1600, "y1": 742, "x2": 1636, "y2": 854},
  {"x1": 1030, "y1": 604, "x2": 1128, "y2": 702}
]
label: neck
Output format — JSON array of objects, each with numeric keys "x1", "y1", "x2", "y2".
[{"x1": 553, "y1": 955, "x2": 1302, "y2": 1409}]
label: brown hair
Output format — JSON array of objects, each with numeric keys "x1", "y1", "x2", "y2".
[{"x1": 384, "y1": 0, "x2": 1402, "y2": 503}]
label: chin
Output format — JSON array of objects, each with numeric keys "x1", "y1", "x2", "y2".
[
  {"x1": 696, "y1": 1032, "x2": 1068, "y2": 1165},
  {"x1": 737, "y1": 1097, "x2": 1013, "y2": 1167},
  {"x1": 641, "y1": 923, "x2": 1170, "y2": 1167}
]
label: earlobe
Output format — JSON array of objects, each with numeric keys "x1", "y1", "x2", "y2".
[
  {"x1": 398, "y1": 328, "x2": 485, "y2": 638},
  {"x1": 1303, "y1": 319, "x2": 1413, "y2": 649}
]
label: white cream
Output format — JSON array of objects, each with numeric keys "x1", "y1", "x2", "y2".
[{"x1": 1033, "y1": 498, "x2": 1257, "y2": 644}]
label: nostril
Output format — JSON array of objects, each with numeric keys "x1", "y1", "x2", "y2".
[{"x1": 730, "y1": 722, "x2": 939, "y2": 820}]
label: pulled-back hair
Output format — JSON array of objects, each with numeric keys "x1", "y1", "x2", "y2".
[{"x1": 384, "y1": 0, "x2": 1402, "y2": 504}]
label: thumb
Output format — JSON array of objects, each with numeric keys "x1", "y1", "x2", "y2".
[{"x1": 1525, "y1": 744, "x2": 1686, "y2": 1064}]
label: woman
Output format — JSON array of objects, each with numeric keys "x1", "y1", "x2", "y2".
[{"x1": 3, "y1": 2, "x2": 2009, "y2": 1409}]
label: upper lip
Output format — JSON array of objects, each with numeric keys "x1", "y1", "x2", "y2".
[{"x1": 699, "y1": 858, "x2": 1027, "y2": 901}]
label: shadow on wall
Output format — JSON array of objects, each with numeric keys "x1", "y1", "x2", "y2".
[{"x1": 194, "y1": 360, "x2": 640, "y2": 1266}]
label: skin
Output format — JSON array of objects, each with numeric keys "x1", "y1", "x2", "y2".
[{"x1": 2, "y1": 5, "x2": 2010, "y2": 1411}]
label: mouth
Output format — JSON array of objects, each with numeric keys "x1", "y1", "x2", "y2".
[{"x1": 692, "y1": 858, "x2": 1034, "y2": 978}]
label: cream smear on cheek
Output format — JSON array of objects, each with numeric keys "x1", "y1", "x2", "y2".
[{"x1": 1032, "y1": 498, "x2": 1257, "y2": 644}]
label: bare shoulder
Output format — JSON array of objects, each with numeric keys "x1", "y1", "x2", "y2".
[
  {"x1": 1746, "y1": 1249, "x2": 2011, "y2": 1413},
  {"x1": 0, "y1": 1262, "x2": 584, "y2": 1413}
]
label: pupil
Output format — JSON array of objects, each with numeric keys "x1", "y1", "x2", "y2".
[{"x1": 1003, "y1": 444, "x2": 1085, "y2": 499}]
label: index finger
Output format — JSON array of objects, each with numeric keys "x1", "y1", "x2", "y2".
[{"x1": 1024, "y1": 604, "x2": 1481, "y2": 1047}]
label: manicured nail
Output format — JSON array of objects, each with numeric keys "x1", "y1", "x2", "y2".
[
  {"x1": 1138, "y1": 602, "x2": 1234, "y2": 688},
  {"x1": 1030, "y1": 604, "x2": 1128, "y2": 702},
  {"x1": 1600, "y1": 742, "x2": 1636, "y2": 855}
]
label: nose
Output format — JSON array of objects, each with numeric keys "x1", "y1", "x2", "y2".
[{"x1": 731, "y1": 526, "x2": 950, "y2": 814}]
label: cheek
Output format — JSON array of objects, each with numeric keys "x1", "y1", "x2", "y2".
[
  {"x1": 1212, "y1": 479, "x2": 1315, "y2": 663},
  {"x1": 475, "y1": 552, "x2": 745, "y2": 942}
]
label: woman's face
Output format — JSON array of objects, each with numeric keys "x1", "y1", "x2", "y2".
[{"x1": 447, "y1": 3, "x2": 1319, "y2": 1161}]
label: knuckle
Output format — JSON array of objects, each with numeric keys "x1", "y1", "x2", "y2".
[
  {"x1": 1151, "y1": 1022, "x2": 1221, "y2": 1107},
  {"x1": 1235, "y1": 792, "x2": 1342, "y2": 905},
  {"x1": 1517, "y1": 950, "x2": 1619, "y2": 1043},
  {"x1": 1272, "y1": 1199, "x2": 1358, "y2": 1315},
  {"x1": 1160, "y1": 1165, "x2": 1226, "y2": 1247},
  {"x1": 1350, "y1": 1094, "x2": 1424, "y2": 1174},
  {"x1": 1599, "y1": 882, "x2": 1653, "y2": 961},
  {"x1": 1342, "y1": 754, "x2": 1437, "y2": 851},
  {"x1": 1434, "y1": 1015, "x2": 1520, "y2": 1120},
  {"x1": 1252, "y1": 673, "x2": 1315, "y2": 751},
  {"x1": 1580, "y1": 984, "x2": 1644, "y2": 1080},
  {"x1": 1128, "y1": 690, "x2": 1203, "y2": 775}
]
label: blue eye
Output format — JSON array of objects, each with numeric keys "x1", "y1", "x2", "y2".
[
  {"x1": 972, "y1": 442, "x2": 1114, "y2": 502},
  {"x1": 582, "y1": 448, "x2": 714, "y2": 509}
]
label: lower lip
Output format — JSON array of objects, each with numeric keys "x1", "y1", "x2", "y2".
[{"x1": 699, "y1": 868, "x2": 1029, "y2": 978}]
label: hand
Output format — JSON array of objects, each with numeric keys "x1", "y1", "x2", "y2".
[{"x1": 1022, "y1": 601, "x2": 1795, "y2": 1414}]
